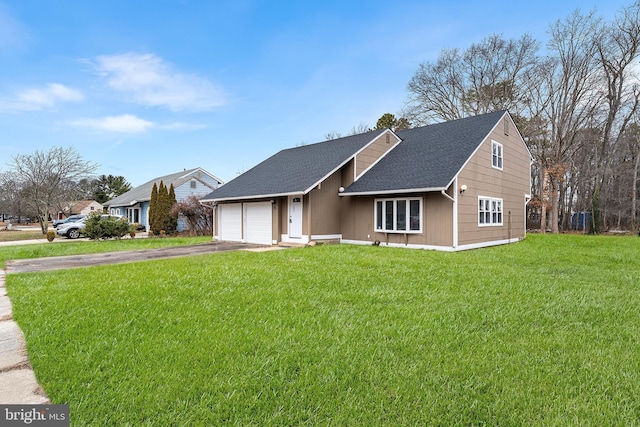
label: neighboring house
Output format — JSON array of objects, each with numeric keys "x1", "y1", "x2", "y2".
[
  {"x1": 201, "y1": 111, "x2": 532, "y2": 251},
  {"x1": 54, "y1": 200, "x2": 103, "y2": 220},
  {"x1": 106, "y1": 168, "x2": 223, "y2": 232}
]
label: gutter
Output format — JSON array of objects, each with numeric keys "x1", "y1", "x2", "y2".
[
  {"x1": 340, "y1": 186, "x2": 446, "y2": 197},
  {"x1": 440, "y1": 190, "x2": 455, "y2": 202},
  {"x1": 200, "y1": 191, "x2": 303, "y2": 203}
]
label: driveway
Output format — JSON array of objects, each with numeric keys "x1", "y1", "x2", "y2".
[{"x1": 5, "y1": 241, "x2": 274, "y2": 274}]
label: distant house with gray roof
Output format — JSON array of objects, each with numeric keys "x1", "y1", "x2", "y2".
[
  {"x1": 201, "y1": 111, "x2": 532, "y2": 251},
  {"x1": 106, "y1": 167, "x2": 223, "y2": 232}
]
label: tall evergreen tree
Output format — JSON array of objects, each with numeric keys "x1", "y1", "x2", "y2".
[
  {"x1": 168, "y1": 183, "x2": 178, "y2": 233},
  {"x1": 149, "y1": 182, "x2": 158, "y2": 234},
  {"x1": 157, "y1": 181, "x2": 168, "y2": 234}
]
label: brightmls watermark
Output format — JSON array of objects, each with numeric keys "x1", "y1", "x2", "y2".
[{"x1": 1, "y1": 405, "x2": 69, "y2": 426}]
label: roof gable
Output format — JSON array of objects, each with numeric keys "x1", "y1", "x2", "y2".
[
  {"x1": 203, "y1": 129, "x2": 387, "y2": 201},
  {"x1": 342, "y1": 110, "x2": 508, "y2": 195}
]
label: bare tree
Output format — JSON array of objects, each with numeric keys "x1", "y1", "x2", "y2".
[
  {"x1": 324, "y1": 131, "x2": 343, "y2": 140},
  {"x1": 591, "y1": 1, "x2": 640, "y2": 233},
  {"x1": 538, "y1": 10, "x2": 603, "y2": 233},
  {"x1": 404, "y1": 33, "x2": 540, "y2": 125},
  {"x1": 172, "y1": 196, "x2": 213, "y2": 236},
  {"x1": 7, "y1": 146, "x2": 97, "y2": 233},
  {"x1": 627, "y1": 122, "x2": 640, "y2": 231},
  {"x1": 324, "y1": 123, "x2": 373, "y2": 141},
  {"x1": 349, "y1": 123, "x2": 371, "y2": 134}
]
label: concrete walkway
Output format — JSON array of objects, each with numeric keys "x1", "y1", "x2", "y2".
[{"x1": 0, "y1": 269, "x2": 50, "y2": 404}]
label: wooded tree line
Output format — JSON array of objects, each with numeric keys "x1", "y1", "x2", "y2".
[{"x1": 401, "y1": 2, "x2": 640, "y2": 233}]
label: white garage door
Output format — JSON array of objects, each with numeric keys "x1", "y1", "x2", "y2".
[
  {"x1": 245, "y1": 202, "x2": 273, "y2": 245},
  {"x1": 219, "y1": 204, "x2": 242, "y2": 241}
]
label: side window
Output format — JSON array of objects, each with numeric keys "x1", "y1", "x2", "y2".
[
  {"x1": 492, "y1": 141, "x2": 503, "y2": 170},
  {"x1": 478, "y1": 196, "x2": 503, "y2": 227}
]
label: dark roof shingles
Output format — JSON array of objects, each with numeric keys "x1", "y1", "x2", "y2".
[
  {"x1": 206, "y1": 129, "x2": 386, "y2": 200},
  {"x1": 343, "y1": 110, "x2": 505, "y2": 194}
]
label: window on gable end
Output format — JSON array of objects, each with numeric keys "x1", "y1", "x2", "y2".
[
  {"x1": 492, "y1": 141, "x2": 503, "y2": 170},
  {"x1": 190, "y1": 180, "x2": 197, "y2": 189}
]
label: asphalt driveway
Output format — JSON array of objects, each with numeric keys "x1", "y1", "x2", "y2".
[{"x1": 5, "y1": 241, "x2": 272, "y2": 274}]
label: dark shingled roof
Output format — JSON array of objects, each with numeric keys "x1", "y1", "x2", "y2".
[
  {"x1": 343, "y1": 110, "x2": 506, "y2": 194},
  {"x1": 202, "y1": 111, "x2": 507, "y2": 201},
  {"x1": 202, "y1": 129, "x2": 387, "y2": 201}
]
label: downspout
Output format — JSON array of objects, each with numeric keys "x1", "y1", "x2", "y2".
[
  {"x1": 307, "y1": 191, "x2": 312, "y2": 244},
  {"x1": 524, "y1": 194, "x2": 532, "y2": 239},
  {"x1": 441, "y1": 180, "x2": 458, "y2": 248},
  {"x1": 212, "y1": 203, "x2": 218, "y2": 241}
]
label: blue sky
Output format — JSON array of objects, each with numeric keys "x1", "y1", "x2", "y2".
[{"x1": 0, "y1": 0, "x2": 631, "y2": 186}]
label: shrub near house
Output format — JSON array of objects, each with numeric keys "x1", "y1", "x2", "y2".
[{"x1": 82, "y1": 213, "x2": 130, "y2": 240}]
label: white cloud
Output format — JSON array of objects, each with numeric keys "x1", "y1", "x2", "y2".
[
  {"x1": 0, "y1": 83, "x2": 84, "y2": 112},
  {"x1": 91, "y1": 52, "x2": 226, "y2": 111},
  {"x1": 70, "y1": 114, "x2": 155, "y2": 133}
]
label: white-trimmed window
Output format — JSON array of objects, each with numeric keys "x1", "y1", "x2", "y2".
[
  {"x1": 478, "y1": 196, "x2": 503, "y2": 226},
  {"x1": 492, "y1": 140, "x2": 503, "y2": 170},
  {"x1": 126, "y1": 207, "x2": 141, "y2": 224},
  {"x1": 375, "y1": 198, "x2": 422, "y2": 233}
]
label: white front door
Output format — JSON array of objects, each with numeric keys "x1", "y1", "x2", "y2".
[{"x1": 289, "y1": 196, "x2": 302, "y2": 238}]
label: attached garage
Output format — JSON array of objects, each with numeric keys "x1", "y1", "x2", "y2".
[
  {"x1": 218, "y1": 202, "x2": 273, "y2": 245},
  {"x1": 218, "y1": 203, "x2": 242, "y2": 241},
  {"x1": 244, "y1": 202, "x2": 273, "y2": 245}
]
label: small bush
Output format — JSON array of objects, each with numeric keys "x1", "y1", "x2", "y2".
[
  {"x1": 46, "y1": 230, "x2": 56, "y2": 242},
  {"x1": 82, "y1": 214, "x2": 131, "y2": 240}
]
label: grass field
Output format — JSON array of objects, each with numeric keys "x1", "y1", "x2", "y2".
[{"x1": 6, "y1": 234, "x2": 640, "y2": 425}]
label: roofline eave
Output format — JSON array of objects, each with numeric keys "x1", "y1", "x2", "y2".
[
  {"x1": 200, "y1": 191, "x2": 304, "y2": 203},
  {"x1": 107, "y1": 199, "x2": 145, "y2": 207},
  {"x1": 340, "y1": 186, "x2": 447, "y2": 197}
]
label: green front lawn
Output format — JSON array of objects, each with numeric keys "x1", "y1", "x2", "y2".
[{"x1": 7, "y1": 234, "x2": 640, "y2": 425}]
